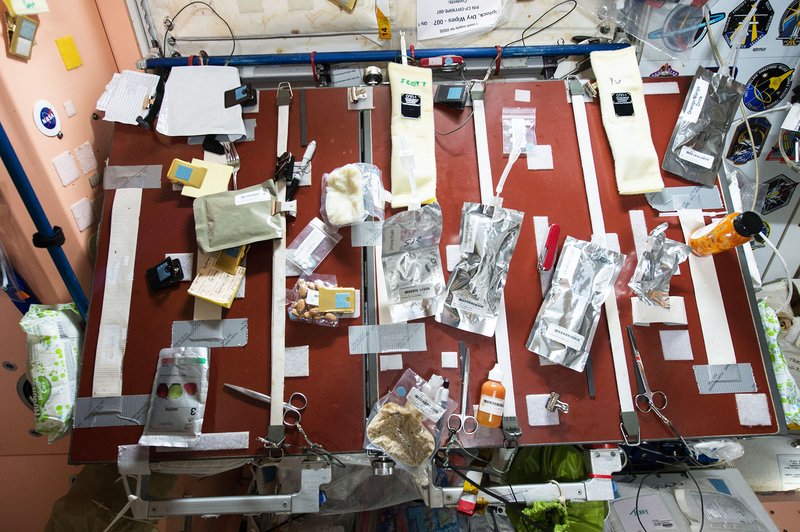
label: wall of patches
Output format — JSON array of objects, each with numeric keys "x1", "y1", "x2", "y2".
[{"x1": 639, "y1": 0, "x2": 800, "y2": 283}]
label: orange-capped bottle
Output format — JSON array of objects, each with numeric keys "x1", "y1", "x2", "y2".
[
  {"x1": 689, "y1": 211, "x2": 764, "y2": 257},
  {"x1": 476, "y1": 364, "x2": 506, "y2": 428}
]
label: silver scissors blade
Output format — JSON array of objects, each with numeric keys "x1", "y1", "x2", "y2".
[{"x1": 224, "y1": 383, "x2": 271, "y2": 404}]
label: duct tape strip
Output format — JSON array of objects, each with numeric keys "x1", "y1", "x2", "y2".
[
  {"x1": 694, "y1": 363, "x2": 757, "y2": 394},
  {"x1": 646, "y1": 186, "x2": 723, "y2": 212},
  {"x1": 74, "y1": 394, "x2": 150, "y2": 428},
  {"x1": 155, "y1": 432, "x2": 250, "y2": 452},
  {"x1": 569, "y1": 80, "x2": 638, "y2": 443},
  {"x1": 533, "y1": 216, "x2": 555, "y2": 296},
  {"x1": 351, "y1": 220, "x2": 383, "y2": 247},
  {"x1": 171, "y1": 319, "x2": 248, "y2": 348},
  {"x1": 348, "y1": 323, "x2": 427, "y2": 354},
  {"x1": 629, "y1": 210, "x2": 648, "y2": 260},
  {"x1": 103, "y1": 165, "x2": 163, "y2": 190},
  {"x1": 92, "y1": 188, "x2": 142, "y2": 397},
  {"x1": 678, "y1": 210, "x2": 737, "y2": 365}
]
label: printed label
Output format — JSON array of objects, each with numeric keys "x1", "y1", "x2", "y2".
[
  {"x1": 406, "y1": 387, "x2": 445, "y2": 422},
  {"x1": 451, "y1": 292, "x2": 492, "y2": 317},
  {"x1": 556, "y1": 245, "x2": 581, "y2": 286},
  {"x1": 234, "y1": 189, "x2": 270, "y2": 206},
  {"x1": 460, "y1": 215, "x2": 489, "y2": 254},
  {"x1": 397, "y1": 284, "x2": 436, "y2": 302},
  {"x1": 679, "y1": 145, "x2": 715, "y2": 169},
  {"x1": 305, "y1": 289, "x2": 319, "y2": 306},
  {"x1": 479, "y1": 394, "x2": 505, "y2": 416},
  {"x1": 544, "y1": 323, "x2": 585, "y2": 351},
  {"x1": 400, "y1": 93, "x2": 421, "y2": 119},
  {"x1": 781, "y1": 103, "x2": 800, "y2": 132},
  {"x1": 612, "y1": 92, "x2": 634, "y2": 116},
  {"x1": 684, "y1": 78, "x2": 709, "y2": 123}
]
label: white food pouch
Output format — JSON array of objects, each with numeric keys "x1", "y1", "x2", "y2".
[
  {"x1": 139, "y1": 347, "x2": 210, "y2": 447},
  {"x1": 388, "y1": 63, "x2": 436, "y2": 209}
]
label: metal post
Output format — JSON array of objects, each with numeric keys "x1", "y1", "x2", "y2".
[{"x1": 0, "y1": 121, "x2": 89, "y2": 319}]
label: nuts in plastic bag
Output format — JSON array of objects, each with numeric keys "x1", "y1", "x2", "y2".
[{"x1": 287, "y1": 275, "x2": 340, "y2": 327}]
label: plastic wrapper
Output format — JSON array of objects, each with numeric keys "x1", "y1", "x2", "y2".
[
  {"x1": 365, "y1": 369, "x2": 457, "y2": 473},
  {"x1": 19, "y1": 304, "x2": 83, "y2": 443},
  {"x1": 320, "y1": 163, "x2": 384, "y2": 228},
  {"x1": 381, "y1": 203, "x2": 445, "y2": 323},
  {"x1": 436, "y1": 203, "x2": 524, "y2": 337},
  {"x1": 287, "y1": 275, "x2": 340, "y2": 327},
  {"x1": 662, "y1": 67, "x2": 745, "y2": 187},
  {"x1": 526, "y1": 237, "x2": 624, "y2": 372},
  {"x1": 502, "y1": 108, "x2": 536, "y2": 155},
  {"x1": 287, "y1": 217, "x2": 342, "y2": 275},
  {"x1": 629, "y1": 223, "x2": 692, "y2": 308},
  {"x1": 193, "y1": 180, "x2": 283, "y2": 252},
  {"x1": 139, "y1": 347, "x2": 210, "y2": 447},
  {"x1": 0, "y1": 239, "x2": 25, "y2": 303},
  {"x1": 726, "y1": 164, "x2": 767, "y2": 214}
]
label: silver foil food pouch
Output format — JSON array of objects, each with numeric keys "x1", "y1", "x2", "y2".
[
  {"x1": 382, "y1": 203, "x2": 446, "y2": 322},
  {"x1": 662, "y1": 67, "x2": 745, "y2": 187},
  {"x1": 435, "y1": 203, "x2": 524, "y2": 337},
  {"x1": 526, "y1": 237, "x2": 624, "y2": 371},
  {"x1": 629, "y1": 223, "x2": 692, "y2": 308}
]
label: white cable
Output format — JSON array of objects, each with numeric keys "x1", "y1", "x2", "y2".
[
  {"x1": 760, "y1": 234, "x2": 794, "y2": 313},
  {"x1": 400, "y1": 31, "x2": 408, "y2": 66},
  {"x1": 495, "y1": 144, "x2": 521, "y2": 197},
  {"x1": 732, "y1": 103, "x2": 791, "y2": 124}
]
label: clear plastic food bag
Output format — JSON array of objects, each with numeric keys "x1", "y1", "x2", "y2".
[
  {"x1": 287, "y1": 275, "x2": 340, "y2": 327},
  {"x1": 320, "y1": 163, "x2": 384, "y2": 228},
  {"x1": 287, "y1": 217, "x2": 342, "y2": 275},
  {"x1": 502, "y1": 108, "x2": 536, "y2": 155},
  {"x1": 139, "y1": 347, "x2": 210, "y2": 447}
]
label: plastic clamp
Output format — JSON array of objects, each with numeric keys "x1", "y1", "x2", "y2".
[
  {"x1": 494, "y1": 45, "x2": 502, "y2": 76},
  {"x1": 32, "y1": 226, "x2": 65, "y2": 249},
  {"x1": 410, "y1": 44, "x2": 415, "y2": 63},
  {"x1": 310, "y1": 51, "x2": 318, "y2": 83},
  {"x1": 187, "y1": 55, "x2": 195, "y2": 66}
]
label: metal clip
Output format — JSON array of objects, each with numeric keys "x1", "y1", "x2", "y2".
[
  {"x1": 583, "y1": 81, "x2": 598, "y2": 99},
  {"x1": 347, "y1": 86, "x2": 368, "y2": 103},
  {"x1": 271, "y1": 200, "x2": 297, "y2": 217},
  {"x1": 277, "y1": 82, "x2": 293, "y2": 106},
  {"x1": 545, "y1": 392, "x2": 569, "y2": 413},
  {"x1": 501, "y1": 416, "x2": 521, "y2": 448}
]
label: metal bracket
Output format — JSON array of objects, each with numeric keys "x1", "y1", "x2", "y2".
[{"x1": 347, "y1": 86, "x2": 374, "y2": 111}]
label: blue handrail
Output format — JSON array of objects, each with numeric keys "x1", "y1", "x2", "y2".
[
  {"x1": 143, "y1": 43, "x2": 628, "y2": 68},
  {"x1": 0, "y1": 122, "x2": 89, "y2": 320}
]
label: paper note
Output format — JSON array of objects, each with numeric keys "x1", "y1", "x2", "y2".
[
  {"x1": 417, "y1": 0, "x2": 502, "y2": 40},
  {"x1": 331, "y1": 64, "x2": 363, "y2": 87},
  {"x1": 52, "y1": 151, "x2": 80, "y2": 186},
  {"x1": 70, "y1": 197, "x2": 95, "y2": 232},
  {"x1": 779, "y1": 455, "x2": 800, "y2": 490},
  {"x1": 74, "y1": 141, "x2": 97, "y2": 175},
  {"x1": 96, "y1": 70, "x2": 160, "y2": 125},
  {"x1": 55, "y1": 35, "x2": 82, "y2": 70},
  {"x1": 188, "y1": 252, "x2": 245, "y2": 308},
  {"x1": 7, "y1": 0, "x2": 48, "y2": 14},
  {"x1": 180, "y1": 159, "x2": 232, "y2": 198}
]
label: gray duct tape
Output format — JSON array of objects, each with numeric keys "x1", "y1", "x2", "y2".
[
  {"x1": 348, "y1": 323, "x2": 427, "y2": 354},
  {"x1": 74, "y1": 394, "x2": 150, "y2": 428},
  {"x1": 351, "y1": 220, "x2": 383, "y2": 247},
  {"x1": 171, "y1": 318, "x2": 248, "y2": 348},
  {"x1": 694, "y1": 363, "x2": 757, "y2": 394},
  {"x1": 645, "y1": 186, "x2": 723, "y2": 212},
  {"x1": 103, "y1": 165, "x2": 162, "y2": 189}
]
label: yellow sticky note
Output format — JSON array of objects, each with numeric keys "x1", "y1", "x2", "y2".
[
  {"x1": 55, "y1": 36, "x2": 82, "y2": 70},
  {"x1": 180, "y1": 159, "x2": 232, "y2": 198}
]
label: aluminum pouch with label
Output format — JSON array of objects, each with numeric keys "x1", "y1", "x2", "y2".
[
  {"x1": 436, "y1": 203, "x2": 524, "y2": 337},
  {"x1": 193, "y1": 180, "x2": 283, "y2": 253},
  {"x1": 662, "y1": 67, "x2": 745, "y2": 187},
  {"x1": 526, "y1": 237, "x2": 624, "y2": 371},
  {"x1": 382, "y1": 203, "x2": 445, "y2": 322},
  {"x1": 629, "y1": 223, "x2": 692, "y2": 308}
]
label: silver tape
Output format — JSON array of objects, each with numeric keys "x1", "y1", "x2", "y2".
[
  {"x1": 74, "y1": 394, "x2": 150, "y2": 428},
  {"x1": 171, "y1": 318, "x2": 248, "y2": 348},
  {"x1": 694, "y1": 363, "x2": 757, "y2": 394},
  {"x1": 155, "y1": 432, "x2": 250, "y2": 452},
  {"x1": 348, "y1": 323, "x2": 427, "y2": 354},
  {"x1": 645, "y1": 185, "x2": 723, "y2": 212},
  {"x1": 103, "y1": 165, "x2": 162, "y2": 189}
]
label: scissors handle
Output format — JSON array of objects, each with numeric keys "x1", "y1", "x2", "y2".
[
  {"x1": 635, "y1": 391, "x2": 668, "y2": 413},
  {"x1": 448, "y1": 413, "x2": 478, "y2": 435},
  {"x1": 287, "y1": 392, "x2": 308, "y2": 412}
]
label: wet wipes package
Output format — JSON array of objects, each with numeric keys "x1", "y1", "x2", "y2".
[
  {"x1": 526, "y1": 237, "x2": 624, "y2": 371},
  {"x1": 629, "y1": 223, "x2": 692, "y2": 308},
  {"x1": 436, "y1": 203, "x2": 524, "y2": 337},
  {"x1": 139, "y1": 347, "x2": 210, "y2": 447},
  {"x1": 381, "y1": 203, "x2": 446, "y2": 322}
]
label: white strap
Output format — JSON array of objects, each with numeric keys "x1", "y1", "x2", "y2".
[
  {"x1": 471, "y1": 84, "x2": 517, "y2": 422},
  {"x1": 269, "y1": 84, "x2": 292, "y2": 438},
  {"x1": 677, "y1": 210, "x2": 737, "y2": 365},
  {"x1": 569, "y1": 83, "x2": 638, "y2": 441},
  {"x1": 93, "y1": 188, "x2": 142, "y2": 397}
]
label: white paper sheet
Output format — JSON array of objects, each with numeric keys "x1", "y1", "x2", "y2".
[
  {"x1": 97, "y1": 70, "x2": 159, "y2": 125},
  {"x1": 417, "y1": 0, "x2": 502, "y2": 40},
  {"x1": 157, "y1": 66, "x2": 246, "y2": 137}
]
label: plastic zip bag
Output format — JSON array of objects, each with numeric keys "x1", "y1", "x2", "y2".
[
  {"x1": 139, "y1": 347, "x2": 210, "y2": 447},
  {"x1": 19, "y1": 304, "x2": 83, "y2": 443},
  {"x1": 502, "y1": 108, "x2": 536, "y2": 155},
  {"x1": 320, "y1": 163, "x2": 384, "y2": 228},
  {"x1": 287, "y1": 275, "x2": 341, "y2": 327},
  {"x1": 287, "y1": 218, "x2": 342, "y2": 275}
]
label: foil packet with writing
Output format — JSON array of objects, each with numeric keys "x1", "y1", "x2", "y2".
[
  {"x1": 382, "y1": 203, "x2": 446, "y2": 322},
  {"x1": 435, "y1": 203, "x2": 524, "y2": 337},
  {"x1": 526, "y1": 237, "x2": 624, "y2": 371},
  {"x1": 629, "y1": 223, "x2": 691, "y2": 308}
]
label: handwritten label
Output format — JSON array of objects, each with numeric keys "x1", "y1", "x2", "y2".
[
  {"x1": 417, "y1": 0, "x2": 502, "y2": 41},
  {"x1": 679, "y1": 145, "x2": 715, "y2": 169},
  {"x1": 684, "y1": 78, "x2": 709, "y2": 123}
]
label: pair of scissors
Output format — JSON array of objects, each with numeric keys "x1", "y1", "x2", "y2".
[
  {"x1": 224, "y1": 383, "x2": 307, "y2": 427},
  {"x1": 447, "y1": 341, "x2": 479, "y2": 436}
]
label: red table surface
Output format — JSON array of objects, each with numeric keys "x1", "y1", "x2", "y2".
[
  {"x1": 371, "y1": 78, "x2": 777, "y2": 445},
  {"x1": 71, "y1": 87, "x2": 367, "y2": 463}
]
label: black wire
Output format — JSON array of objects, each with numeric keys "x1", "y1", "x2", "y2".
[
  {"x1": 163, "y1": 1, "x2": 236, "y2": 65},
  {"x1": 263, "y1": 514, "x2": 301, "y2": 532},
  {"x1": 634, "y1": 466, "x2": 704, "y2": 532}
]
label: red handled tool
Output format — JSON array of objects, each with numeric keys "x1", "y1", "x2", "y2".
[{"x1": 538, "y1": 223, "x2": 561, "y2": 272}]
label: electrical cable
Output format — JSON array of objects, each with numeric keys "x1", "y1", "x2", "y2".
[
  {"x1": 163, "y1": 1, "x2": 236, "y2": 66},
  {"x1": 758, "y1": 234, "x2": 795, "y2": 313},
  {"x1": 633, "y1": 464, "x2": 705, "y2": 532}
]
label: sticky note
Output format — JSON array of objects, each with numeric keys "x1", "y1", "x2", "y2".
[
  {"x1": 52, "y1": 151, "x2": 80, "y2": 186},
  {"x1": 55, "y1": 36, "x2": 82, "y2": 70},
  {"x1": 180, "y1": 159, "x2": 231, "y2": 198}
]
